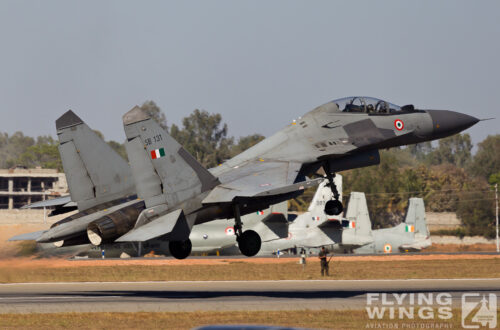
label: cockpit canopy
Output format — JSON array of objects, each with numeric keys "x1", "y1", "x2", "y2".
[{"x1": 333, "y1": 97, "x2": 404, "y2": 114}]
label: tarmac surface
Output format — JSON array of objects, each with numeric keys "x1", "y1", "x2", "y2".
[
  {"x1": 70, "y1": 251, "x2": 500, "y2": 260},
  {"x1": 0, "y1": 278, "x2": 499, "y2": 313}
]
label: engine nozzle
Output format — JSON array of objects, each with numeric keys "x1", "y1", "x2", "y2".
[{"x1": 86, "y1": 202, "x2": 144, "y2": 246}]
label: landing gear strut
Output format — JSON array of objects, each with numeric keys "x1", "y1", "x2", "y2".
[
  {"x1": 233, "y1": 203, "x2": 261, "y2": 257},
  {"x1": 323, "y1": 162, "x2": 343, "y2": 216},
  {"x1": 169, "y1": 239, "x2": 192, "y2": 259}
]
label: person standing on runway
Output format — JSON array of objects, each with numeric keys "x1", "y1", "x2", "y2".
[{"x1": 318, "y1": 246, "x2": 329, "y2": 276}]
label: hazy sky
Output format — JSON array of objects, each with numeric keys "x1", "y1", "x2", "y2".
[{"x1": 0, "y1": 1, "x2": 498, "y2": 146}]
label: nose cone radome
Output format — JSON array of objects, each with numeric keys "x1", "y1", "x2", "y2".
[{"x1": 427, "y1": 110, "x2": 479, "y2": 138}]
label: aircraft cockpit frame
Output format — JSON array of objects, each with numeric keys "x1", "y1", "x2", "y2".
[{"x1": 333, "y1": 96, "x2": 414, "y2": 114}]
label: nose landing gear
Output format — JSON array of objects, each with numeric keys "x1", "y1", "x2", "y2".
[
  {"x1": 233, "y1": 204, "x2": 262, "y2": 257},
  {"x1": 323, "y1": 163, "x2": 343, "y2": 216}
]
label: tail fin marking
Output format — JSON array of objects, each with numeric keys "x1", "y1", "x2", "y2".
[
  {"x1": 345, "y1": 192, "x2": 372, "y2": 236},
  {"x1": 123, "y1": 106, "x2": 219, "y2": 208},
  {"x1": 405, "y1": 197, "x2": 429, "y2": 236}
]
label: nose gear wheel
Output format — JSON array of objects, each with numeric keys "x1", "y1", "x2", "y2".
[
  {"x1": 324, "y1": 199, "x2": 343, "y2": 216},
  {"x1": 322, "y1": 162, "x2": 344, "y2": 216}
]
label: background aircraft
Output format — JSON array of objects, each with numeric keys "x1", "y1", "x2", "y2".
[
  {"x1": 351, "y1": 195, "x2": 431, "y2": 254},
  {"x1": 256, "y1": 191, "x2": 431, "y2": 256},
  {"x1": 255, "y1": 182, "x2": 373, "y2": 255}
]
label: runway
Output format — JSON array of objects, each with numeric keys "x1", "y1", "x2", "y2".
[
  {"x1": 69, "y1": 251, "x2": 500, "y2": 260},
  {"x1": 1, "y1": 278, "x2": 499, "y2": 313}
]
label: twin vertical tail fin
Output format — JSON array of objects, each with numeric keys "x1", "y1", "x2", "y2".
[
  {"x1": 117, "y1": 106, "x2": 220, "y2": 242},
  {"x1": 344, "y1": 192, "x2": 372, "y2": 236},
  {"x1": 56, "y1": 111, "x2": 135, "y2": 211},
  {"x1": 122, "y1": 106, "x2": 220, "y2": 209},
  {"x1": 403, "y1": 197, "x2": 429, "y2": 237}
]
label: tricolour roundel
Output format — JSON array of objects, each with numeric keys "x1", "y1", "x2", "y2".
[
  {"x1": 394, "y1": 119, "x2": 404, "y2": 131},
  {"x1": 225, "y1": 226, "x2": 235, "y2": 236},
  {"x1": 383, "y1": 243, "x2": 392, "y2": 253}
]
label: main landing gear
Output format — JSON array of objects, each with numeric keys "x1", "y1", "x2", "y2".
[
  {"x1": 323, "y1": 163, "x2": 343, "y2": 216},
  {"x1": 233, "y1": 204, "x2": 262, "y2": 257},
  {"x1": 169, "y1": 239, "x2": 192, "y2": 259}
]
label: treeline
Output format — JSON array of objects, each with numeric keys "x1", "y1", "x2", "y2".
[
  {"x1": 1, "y1": 101, "x2": 498, "y2": 237},
  {"x1": 0, "y1": 101, "x2": 264, "y2": 171},
  {"x1": 0, "y1": 134, "x2": 61, "y2": 170}
]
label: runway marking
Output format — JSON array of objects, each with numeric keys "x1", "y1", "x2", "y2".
[{"x1": 1, "y1": 278, "x2": 499, "y2": 286}]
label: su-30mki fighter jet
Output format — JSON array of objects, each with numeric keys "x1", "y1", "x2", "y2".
[{"x1": 11, "y1": 96, "x2": 478, "y2": 259}]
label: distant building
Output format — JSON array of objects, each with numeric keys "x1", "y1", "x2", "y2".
[{"x1": 0, "y1": 167, "x2": 67, "y2": 209}]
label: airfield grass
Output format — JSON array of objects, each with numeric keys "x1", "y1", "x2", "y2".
[
  {"x1": 0, "y1": 309, "x2": 487, "y2": 329},
  {"x1": 0, "y1": 258, "x2": 499, "y2": 283}
]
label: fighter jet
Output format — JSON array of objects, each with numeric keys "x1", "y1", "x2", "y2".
[
  {"x1": 12, "y1": 96, "x2": 477, "y2": 259},
  {"x1": 350, "y1": 194, "x2": 431, "y2": 254},
  {"x1": 115, "y1": 97, "x2": 477, "y2": 258}
]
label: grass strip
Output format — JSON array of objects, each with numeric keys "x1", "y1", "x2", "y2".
[
  {"x1": 0, "y1": 258, "x2": 499, "y2": 283},
  {"x1": 1, "y1": 309, "x2": 494, "y2": 329}
]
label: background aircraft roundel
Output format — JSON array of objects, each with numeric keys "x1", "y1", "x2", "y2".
[{"x1": 225, "y1": 227, "x2": 235, "y2": 235}]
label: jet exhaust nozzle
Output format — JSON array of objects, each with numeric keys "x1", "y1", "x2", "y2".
[
  {"x1": 86, "y1": 202, "x2": 144, "y2": 246},
  {"x1": 53, "y1": 235, "x2": 90, "y2": 247}
]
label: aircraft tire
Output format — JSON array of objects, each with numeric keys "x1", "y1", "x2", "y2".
[
  {"x1": 324, "y1": 200, "x2": 343, "y2": 216},
  {"x1": 169, "y1": 239, "x2": 192, "y2": 259},
  {"x1": 237, "y1": 230, "x2": 261, "y2": 257}
]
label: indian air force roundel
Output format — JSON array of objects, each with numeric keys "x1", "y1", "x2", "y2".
[{"x1": 394, "y1": 119, "x2": 404, "y2": 131}]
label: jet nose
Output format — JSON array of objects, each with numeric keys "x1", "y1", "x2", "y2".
[{"x1": 427, "y1": 110, "x2": 479, "y2": 138}]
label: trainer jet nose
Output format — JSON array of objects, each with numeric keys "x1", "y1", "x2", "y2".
[{"x1": 427, "y1": 110, "x2": 479, "y2": 139}]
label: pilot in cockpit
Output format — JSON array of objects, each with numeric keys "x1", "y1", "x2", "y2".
[{"x1": 375, "y1": 101, "x2": 389, "y2": 114}]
